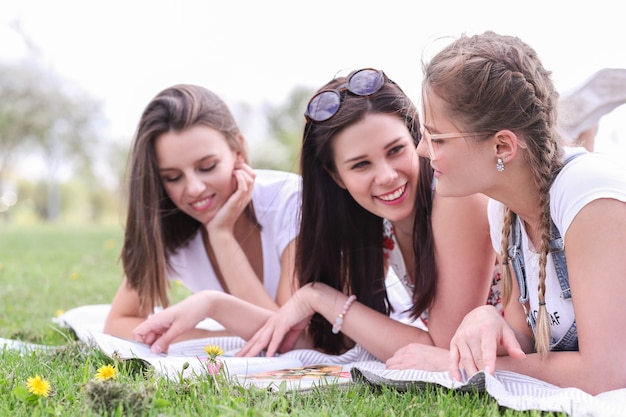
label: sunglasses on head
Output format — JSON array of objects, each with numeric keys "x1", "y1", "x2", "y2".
[{"x1": 304, "y1": 68, "x2": 390, "y2": 122}]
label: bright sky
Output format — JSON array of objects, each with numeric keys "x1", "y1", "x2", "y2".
[{"x1": 2, "y1": 0, "x2": 626, "y2": 153}]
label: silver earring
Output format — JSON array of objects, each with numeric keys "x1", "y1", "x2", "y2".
[{"x1": 496, "y1": 158, "x2": 505, "y2": 172}]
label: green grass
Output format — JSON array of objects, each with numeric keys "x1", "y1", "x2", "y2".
[{"x1": 0, "y1": 223, "x2": 565, "y2": 416}]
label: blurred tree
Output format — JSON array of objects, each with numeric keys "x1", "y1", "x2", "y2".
[
  {"x1": 0, "y1": 62, "x2": 47, "y2": 198},
  {"x1": 1, "y1": 22, "x2": 107, "y2": 221},
  {"x1": 0, "y1": 60, "x2": 105, "y2": 221},
  {"x1": 251, "y1": 86, "x2": 312, "y2": 173}
]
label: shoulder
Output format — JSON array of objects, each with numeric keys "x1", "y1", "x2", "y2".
[
  {"x1": 251, "y1": 169, "x2": 301, "y2": 205},
  {"x1": 555, "y1": 147, "x2": 625, "y2": 186},
  {"x1": 253, "y1": 169, "x2": 301, "y2": 194},
  {"x1": 431, "y1": 192, "x2": 491, "y2": 248},
  {"x1": 551, "y1": 148, "x2": 626, "y2": 234}
]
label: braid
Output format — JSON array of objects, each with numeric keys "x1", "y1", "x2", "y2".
[
  {"x1": 535, "y1": 208, "x2": 552, "y2": 356},
  {"x1": 532, "y1": 139, "x2": 563, "y2": 356},
  {"x1": 514, "y1": 67, "x2": 563, "y2": 356},
  {"x1": 499, "y1": 208, "x2": 515, "y2": 306}
]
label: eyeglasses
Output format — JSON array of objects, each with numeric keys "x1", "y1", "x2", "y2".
[
  {"x1": 421, "y1": 128, "x2": 492, "y2": 159},
  {"x1": 304, "y1": 68, "x2": 389, "y2": 122}
]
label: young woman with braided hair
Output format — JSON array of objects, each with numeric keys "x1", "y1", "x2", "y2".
[{"x1": 387, "y1": 31, "x2": 626, "y2": 394}]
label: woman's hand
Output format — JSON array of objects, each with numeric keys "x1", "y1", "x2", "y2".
[
  {"x1": 206, "y1": 162, "x2": 255, "y2": 235},
  {"x1": 448, "y1": 305, "x2": 526, "y2": 381},
  {"x1": 132, "y1": 292, "x2": 212, "y2": 354},
  {"x1": 386, "y1": 343, "x2": 449, "y2": 371},
  {"x1": 236, "y1": 286, "x2": 315, "y2": 358}
]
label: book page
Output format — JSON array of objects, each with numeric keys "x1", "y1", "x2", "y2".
[
  {"x1": 53, "y1": 304, "x2": 226, "y2": 344},
  {"x1": 89, "y1": 332, "x2": 303, "y2": 381},
  {"x1": 89, "y1": 332, "x2": 162, "y2": 360},
  {"x1": 232, "y1": 364, "x2": 353, "y2": 392}
]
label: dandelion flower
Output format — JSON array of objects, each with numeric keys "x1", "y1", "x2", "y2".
[
  {"x1": 55, "y1": 309, "x2": 65, "y2": 317},
  {"x1": 26, "y1": 375, "x2": 50, "y2": 397},
  {"x1": 203, "y1": 344, "x2": 225, "y2": 389},
  {"x1": 95, "y1": 364, "x2": 118, "y2": 381},
  {"x1": 70, "y1": 272, "x2": 79, "y2": 280},
  {"x1": 203, "y1": 344, "x2": 224, "y2": 358}
]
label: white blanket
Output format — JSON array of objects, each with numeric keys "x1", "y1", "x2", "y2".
[
  {"x1": 351, "y1": 361, "x2": 626, "y2": 417},
  {"x1": 42, "y1": 305, "x2": 626, "y2": 415}
]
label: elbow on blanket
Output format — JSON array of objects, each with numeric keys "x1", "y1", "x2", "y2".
[{"x1": 581, "y1": 367, "x2": 626, "y2": 395}]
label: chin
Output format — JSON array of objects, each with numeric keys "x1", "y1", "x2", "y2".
[{"x1": 434, "y1": 184, "x2": 465, "y2": 198}]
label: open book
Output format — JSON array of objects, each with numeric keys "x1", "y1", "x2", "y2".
[
  {"x1": 53, "y1": 305, "x2": 354, "y2": 391},
  {"x1": 53, "y1": 304, "x2": 227, "y2": 344},
  {"x1": 90, "y1": 332, "x2": 299, "y2": 379},
  {"x1": 90, "y1": 332, "x2": 352, "y2": 391}
]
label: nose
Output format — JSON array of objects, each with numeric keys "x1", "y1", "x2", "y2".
[
  {"x1": 416, "y1": 138, "x2": 431, "y2": 159},
  {"x1": 185, "y1": 174, "x2": 206, "y2": 196},
  {"x1": 375, "y1": 161, "x2": 398, "y2": 185}
]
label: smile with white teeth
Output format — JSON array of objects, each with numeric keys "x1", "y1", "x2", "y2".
[
  {"x1": 378, "y1": 184, "x2": 406, "y2": 201},
  {"x1": 191, "y1": 197, "x2": 211, "y2": 209}
]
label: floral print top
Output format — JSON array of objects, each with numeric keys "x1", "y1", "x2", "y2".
[{"x1": 383, "y1": 219, "x2": 504, "y2": 330}]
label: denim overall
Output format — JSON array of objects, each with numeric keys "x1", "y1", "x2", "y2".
[{"x1": 507, "y1": 153, "x2": 585, "y2": 351}]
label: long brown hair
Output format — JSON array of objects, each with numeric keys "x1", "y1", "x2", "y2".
[
  {"x1": 121, "y1": 84, "x2": 251, "y2": 313},
  {"x1": 423, "y1": 32, "x2": 565, "y2": 355},
  {"x1": 299, "y1": 71, "x2": 436, "y2": 354}
]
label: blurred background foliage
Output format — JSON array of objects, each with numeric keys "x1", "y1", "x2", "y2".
[{"x1": 0, "y1": 35, "x2": 312, "y2": 226}]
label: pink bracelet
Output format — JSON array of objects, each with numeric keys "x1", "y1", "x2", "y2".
[{"x1": 331, "y1": 295, "x2": 357, "y2": 334}]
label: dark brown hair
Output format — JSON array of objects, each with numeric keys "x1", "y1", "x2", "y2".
[{"x1": 299, "y1": 72, "x2": 436, "y2": 354}]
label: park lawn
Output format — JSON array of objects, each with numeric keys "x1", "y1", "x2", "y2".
[{"x1": 0, "y1": 223, "x2": 564, "y2": 416}]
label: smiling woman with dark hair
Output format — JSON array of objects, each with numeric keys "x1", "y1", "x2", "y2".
[{"x1": 238, "y1": 68, "x2": 497, "y2": 361}]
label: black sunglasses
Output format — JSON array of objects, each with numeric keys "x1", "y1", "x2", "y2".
[{"x1": 304, "y1": 68, "x2": 390, "y2": 122}]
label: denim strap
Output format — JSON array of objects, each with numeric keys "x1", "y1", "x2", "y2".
[{"x1": 507, "y1": 151, "x2": 586, "y2": 333}]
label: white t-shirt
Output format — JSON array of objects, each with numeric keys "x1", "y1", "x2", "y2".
[
  {"x1": 167, "y1": 169, "x2": 302, "y2": 300},
  {"x1": 488, "y1": 148, "x2": 626, "y2": 343}
]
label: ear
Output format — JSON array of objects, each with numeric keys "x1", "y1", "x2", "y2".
[
  {"x1": 235, "y1": 133, "x2": 246, "y2": 162},
  {"x1": 325, "y1": 166, "x2": 346, "y2": 189},
  {"x1": 492, "y1": 129, "x2": 520, "y2": 164}
]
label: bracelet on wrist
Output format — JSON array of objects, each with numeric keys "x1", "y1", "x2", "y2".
[{"x1": 331, "y1": 295, "x2": 357, "y2": 334}]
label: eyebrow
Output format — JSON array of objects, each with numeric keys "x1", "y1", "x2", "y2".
[
  {"x1": 158, "y1": 155, "x2": 215, "y2": 172},
  {"x1": 422, "y1": 124, "x2": 438, "y2": 133},
  {"x1": 342, "y1": 137, "x2": 403, "y2": 164}
]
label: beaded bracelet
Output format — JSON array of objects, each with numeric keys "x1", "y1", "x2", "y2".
[{"x1": 331, "y1": 295, "x2": 357, "y2": 334}]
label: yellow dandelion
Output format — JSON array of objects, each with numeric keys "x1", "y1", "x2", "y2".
[
  {"x1": 175, "y1": 278, "x2": 183, "y2": 286},
  {"x1": 55, "y1": 309, "x2": 65, "y2": 317},
  {"x1": 203, "y1": 344, "x2": 224, "y2": 358},
  {"x1": 69, "y1": 272, "x2": 79, "y2": 280},
  {"x1": 105, "y1": 239, "x2": 116, "y2": 250},
  {"x1": 26, "y1": 375, "x2": 50, "y2": 397},
  {"x1": 94, "y1": 364, "x2": 118, "y2": 381}
]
